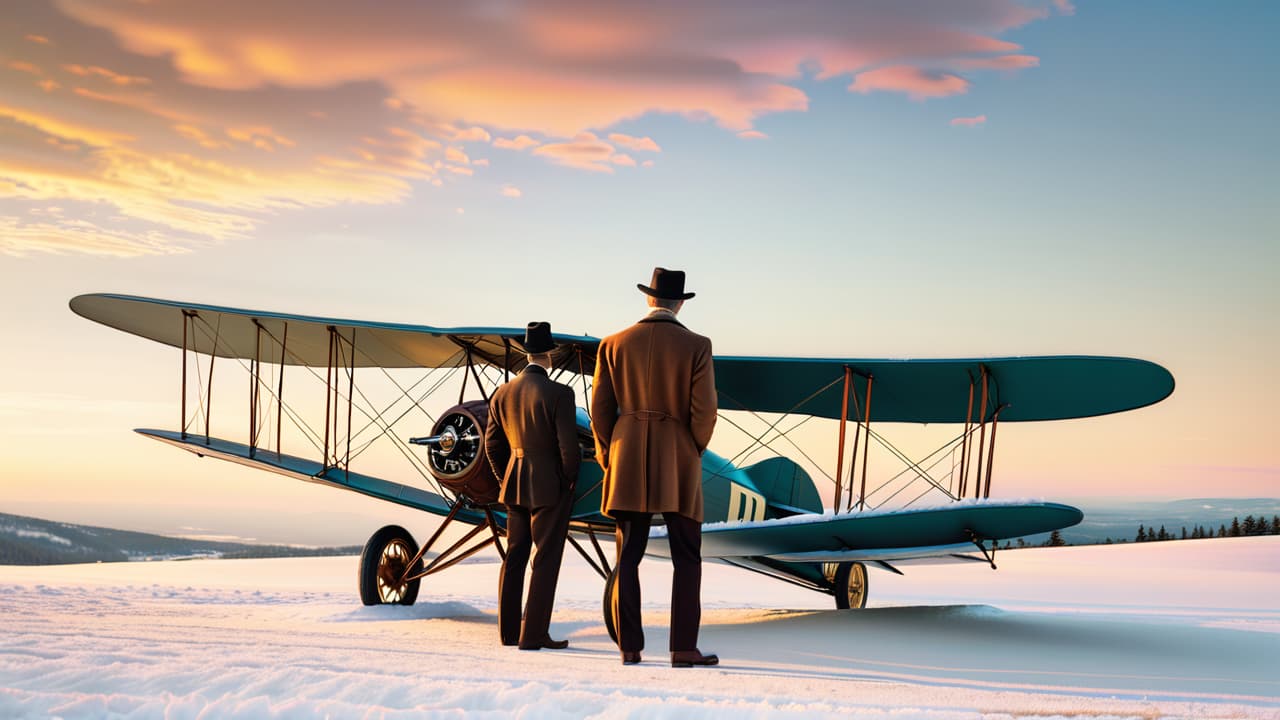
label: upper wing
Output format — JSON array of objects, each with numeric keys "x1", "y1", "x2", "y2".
[
  {"x1": 714, "y1": 356, "x2": 1174, "y2": 422},
  {"x1": 650, "y1": 501, "x2": 1082, "y2": 563},
  {"x1": 72, "y1": 294, "x2": 1173, "y2": 422},
  {"x1": 69, "y1": 293, "x2": 599, "y2": 373}
]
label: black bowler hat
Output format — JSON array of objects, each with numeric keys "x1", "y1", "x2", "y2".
[
  {"x1": 519, "y1": 321, "x2": 557, "y2": 354},
  {"x1": 637, "y1": 267, "x2": 696, "y2": 300}
]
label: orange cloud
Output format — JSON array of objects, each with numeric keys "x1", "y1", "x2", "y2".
[
  {"x1": 532, "y1": 132, "x2": 617, "y2": 173},
  {"x1": 8, "y1": 61, "x2": 43, "y2": 75},
  {"x1": 493, "y1": 135, "x2": 540, "y2": 151},
  {"x1": 737, "y1": 130, "x2": 768, "y2": 140},
  {"x1": 62, "y1": 64, "x2": 150, "y2": 86},
  {"x1": 445, "y1": 146, "x2": 470, "y2": 165},
  {"x1": 950, "y1": 115, "x2": 987, "y2": 127},
  {"x1": 608, "y1": 133, "x2": 661, "y2": 153},
  {"x1": 502, "y1": 185, "x2": 522, "y2": 198},
  {"x1": 1, "y1": 1, "x2": 1066, "y2": 257},
  {"x1": 850, "y1": 66, "x2": 969, "y2": 100}
]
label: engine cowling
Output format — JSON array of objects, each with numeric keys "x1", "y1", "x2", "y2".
[{"x1": 417, "y1": 400, "x2": 501, "y2": 505}]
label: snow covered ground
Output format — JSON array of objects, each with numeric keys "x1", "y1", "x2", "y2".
[{"x1": 2, "y1": 535, "x2": 1277, "y2": 719}]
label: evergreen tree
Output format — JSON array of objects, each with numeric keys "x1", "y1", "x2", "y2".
[
  {"x1": 1243, "y1": 515, "x2": 1257, "y2": 535},
  {"x1": 1136, "y1": 524, "x2": 1146, "y2": 542},
  {"x1": 1105, "y1": 537, "x2": 1113, "y2": 544},
  {"x1": 1230, "y1": 517, "x2": 1241, "y2": 537},
  {"x1": 1048, "y1": 530, "x2": 1066, "y2": 547},
  {"x1": 1219, "y1": 524, "x2": 1227, "y2": 538},
  {"x1": 1181, "y1": 527, "x2": 1188, "y2": 540},
  {"x1": 1272, "y1": 516, "x2": 1280, "y2": 534}
]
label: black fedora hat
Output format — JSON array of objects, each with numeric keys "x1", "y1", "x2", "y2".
[
  {"x1": 637, "y1": 267, "x2": 696, "y2": 300},
  {"x1": 519, "y1": 321, "x2": 557, "y2": 354}
]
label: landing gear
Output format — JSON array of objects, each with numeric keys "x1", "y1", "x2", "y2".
[
  {"x1": 359, "y1": 525, "x2": 422, "y2": 605},
  {"x1": 828, "y1": 561, "x2": 868, "y2": 610}
]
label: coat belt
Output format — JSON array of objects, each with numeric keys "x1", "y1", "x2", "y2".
[{"x1": 619, "y1": 410, "x2": 682, "y2": 422}]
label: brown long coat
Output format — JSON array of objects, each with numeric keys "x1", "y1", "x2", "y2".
[
  {"x1": 485, "y1": 365, "x2": 581, "y2": 510},
  {"x1": 591, "y1": 314, "x2": 716, "y2": 522}
]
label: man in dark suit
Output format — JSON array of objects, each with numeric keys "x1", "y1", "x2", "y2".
[
  {"x1": 592, "y1": 268, "x2": 719, "y2": 668},
  {"x1": 485, "y1": 321, "x2": 581, "y2": 650}
]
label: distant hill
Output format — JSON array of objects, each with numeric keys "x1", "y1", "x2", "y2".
[{"x1": 0, "y1": 512, "x2": 361, "y2": 565}]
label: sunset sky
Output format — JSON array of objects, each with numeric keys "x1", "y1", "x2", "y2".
[{"x1": 1, "y1": 1, "x2": 1276, "y2": 543}]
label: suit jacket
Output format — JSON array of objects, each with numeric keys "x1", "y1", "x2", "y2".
[
  {"x1": 485, "y1": 365, "x2": 581, "y2": 510},
  {"x1": 591, "y1": 314, "x2": 716, "y2": 522}
]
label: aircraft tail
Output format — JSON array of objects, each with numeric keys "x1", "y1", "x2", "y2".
[{"x1": 740, "y1": 457, "x2": 823, "y2": 517}]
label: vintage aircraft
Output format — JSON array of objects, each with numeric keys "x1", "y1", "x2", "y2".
[{"x1": 71, "y1": 293, "x2": 1174, "y2": 639}]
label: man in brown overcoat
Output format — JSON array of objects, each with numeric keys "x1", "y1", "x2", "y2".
[
  {"x1": 592, "y1": 267, "x2": 719, "y2": 667},
  {"x1": 485, "y1": 321, "x2": 580, "y2": 650}
]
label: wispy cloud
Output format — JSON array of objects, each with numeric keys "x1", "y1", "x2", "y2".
[
  {"x1": 850, "y1": 66, "x2": 969, "y2": 100},
  {"x1": 533, "y1": 132, "x2": 619, "y2": 173},
  {"x1": 1, "y1": 1, "x2": 1064, "y2": 256},
  {"x1": 950, "y1": 115, "x2": 987, "y2": 127},
  {"x1": 493, "y1": 135, "x2": 540, "y2": 151},
  {"x1": 608, "y1": 133, "x2": 661, "y2": 153}
]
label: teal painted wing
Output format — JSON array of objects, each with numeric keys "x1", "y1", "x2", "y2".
[
  {"x1": 137, "y1": 429, "x2": 487, "y2": 523},
  {"x1": 714, "y1": 356, "x2": 1174, "y2": 422},
  {"x1": 71, "y1": 294, "x2": 599, "y2": 373},
  {"x1": 649, "y1": 502, "x2": 1082, "y2": 562},
  {"x1": 74, "y1": 294, "x2": 1174, "y2": 422}
]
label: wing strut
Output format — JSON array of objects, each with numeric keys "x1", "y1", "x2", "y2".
[{"x1": 832, "y1": 366, "x2": 851, "y2": 511}]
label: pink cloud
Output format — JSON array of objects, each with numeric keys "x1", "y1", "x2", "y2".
[
  {"x1": 954, "y1": 55, "x2": 1040, "y2": 71},
  {"x1": 737, "y1": 130, "x2": 768, "y2": 140},
  {"x1": 501, "y1": 185, "x2": 521, "y2": 198},
  {"x1": 493, "y1": 134, "x2": 540, "y2": 151},
  {"x1": 532, "y1": 132, "x2": 616, "y2": 173},
  {"x1": 950, "y1": 115, "x2": 987, "y2": 127},
  {"x1": 608, "y1": 133, "x2": 661, "y2": 153},
  {"x1": 1053, "y1": 0, "x2": 1077, "y2": 16},
  {"x1": 445, "y1": 146, "x2": 470, "y2": 165},
  {"x1": 850, "y1": 65, "x2": 969, "y2": 100},
  {"x1": 56, "y1": 0, "x2": 1053, "y2": 136},
  {"x1": 0, "y1": 1, "x2": 1067, "y2": 256}
]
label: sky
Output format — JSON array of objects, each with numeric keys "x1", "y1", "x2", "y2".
[{"x1": 1, "y1": 1, "x2": 1277, "y2": 544}]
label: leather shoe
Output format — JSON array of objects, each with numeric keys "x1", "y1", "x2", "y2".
[
  {"x1": 671, "y1": 649, "x2": 719, "y2": 668},
  {"x1": 519, "y1": 637, "x2": 569, "y2": 650},
  {"x1": 621, "y1": 651, "x2": 642, "y2": 665}
]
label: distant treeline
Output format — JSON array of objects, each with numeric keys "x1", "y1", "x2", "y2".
[
  {"x1": 1129, "y1": 514, "x2": 1280, "y2": 543},
  {"x1": 999, "y1": 515, "x2": 1280, "y2": 549}
]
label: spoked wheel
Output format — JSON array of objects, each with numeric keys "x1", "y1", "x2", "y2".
[
  {"x1": 602, "y1": 567, "x2": 619, "y2": 644},
  {"x1": 832, "y1": 561, "x2": 868, "y2": 610},
  {"x1": 359, "y1": 525, "x2": 422, "y2": 606}
]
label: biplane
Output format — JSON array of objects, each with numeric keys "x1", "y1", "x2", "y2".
[{"x1": 70, "y1": 293, "x2": 1174, "y2": 640}]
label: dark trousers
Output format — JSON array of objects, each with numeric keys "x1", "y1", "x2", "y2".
[
  {"x1": 611, "y1": 511, "x2": 702, "y2": 653},
  {"x1": 499, "y1": 491, "x2": 573, "y2": 646}
]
